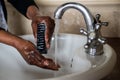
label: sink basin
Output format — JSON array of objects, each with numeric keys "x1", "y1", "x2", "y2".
[{"x1": 0, "y1": 33, "x2": 116, "y2": 80}]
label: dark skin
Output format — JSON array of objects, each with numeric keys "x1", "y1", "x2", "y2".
[
  {"x1": 17, "y1": 39, "x2": 60, "y2": 70},
  {"x1": 31, "y1": 16, "x2": 55, "y2": 48},
  {"x1": 0, "y1": 5, "x2": 60, "y2": 70}
]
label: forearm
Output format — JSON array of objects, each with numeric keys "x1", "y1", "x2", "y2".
[{"x1": 0, "y1": 30, "x2": 25, "y2": 48}]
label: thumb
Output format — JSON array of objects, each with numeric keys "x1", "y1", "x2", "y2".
[{"x1": 31, "y1": 22, "x2": 37, "y2": 41}]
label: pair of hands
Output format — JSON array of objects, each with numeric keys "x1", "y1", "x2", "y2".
[{"x1": 16, "y1": 16, "x2": 60, "y2": 71}]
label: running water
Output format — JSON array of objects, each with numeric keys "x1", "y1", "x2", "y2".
[
  {"x1": 54, "y1": 19, "x2": 60, "y2": 77},
  {"x1": 54, "y1": 19, "x2": 60, "y2": 64},
  {"x1": 53, "y1": 19, "x2": 75, "y2": 77}
]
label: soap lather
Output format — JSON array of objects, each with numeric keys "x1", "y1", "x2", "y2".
[{"x1": 37, "y1": 23, "x2": 47, "y2": 54}]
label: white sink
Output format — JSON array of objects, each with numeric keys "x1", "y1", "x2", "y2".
[{"x1": 0, "y1": 33, "x2": 116, "y2": 80}]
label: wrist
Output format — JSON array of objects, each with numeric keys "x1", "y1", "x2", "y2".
[
  {"x1": 13, "y1": 37, "x2": 27, "y2": 50},
  {"x1": 0, "y1": 31, "x2": 16, "y2": 47},
  {"x1": 0, "y1": 30, "x2": 26, "y2": 49}
]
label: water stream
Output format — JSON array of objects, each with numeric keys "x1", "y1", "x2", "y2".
[
  {"x1": 54, "y1": 19, "x2": 60, "y2": 77},
  {"x1": 54, "y1": 19, "x2": 60, "y2": 65},
  {"x1": 53, "y1": 19, "x2": 75, "y2": 77}
]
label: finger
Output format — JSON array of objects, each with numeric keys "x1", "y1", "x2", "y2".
[
  {"x1": 43, "y1": 59, "x2": 60, "y2": 70},
  {"x1": 26, "y1": 46, "x2": 60, "y2": 70},
  {"x1": 35, "y1": 57, "x2": 60, "y2": 70},
  {"x1": 31, "y1": 22, "x2": 37, "y2": 39},
  {"x1": 45, "y1": 29, "x2": 50, "y2": 48},
  {"x1": 45, "y1": 24, "x2": 54, "y2": 49}
]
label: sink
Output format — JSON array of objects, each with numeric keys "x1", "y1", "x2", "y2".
[{"x1": 0, "y1": 33, "x2": 116, "y2": 80}]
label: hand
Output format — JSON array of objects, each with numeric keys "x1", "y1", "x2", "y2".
[
  {"x1": 26, "y1": 6, "x2": 55, "y2": 48},
  {"x1": 31, "y1": 16, "x2": 55, "y2": 49},
  {"x1": 16, "y1": 39, "x2": 60, "y2": 70},
  {"x1": 0, "y1": 26, "x2": 60, "y2": 71}
]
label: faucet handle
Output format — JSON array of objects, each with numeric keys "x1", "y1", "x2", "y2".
[
  {"x1": 95, "y1": 14, "x2": 109, "y2": 31},
  {"x1": 80, "y1": 29, "x2": 88, "y2": 36},
  {"x1": 95, "y1": 14, "x2": 101, "y2": 23},
  {"x1": 95, "y1": 14, "x2": 109, "y2": 26},
  {"x1": 101, "y1": 22, "x2": 109, "y2": 26},
  {"x1": 98, "y1": 37, "x2": 106, "y2": 44}
]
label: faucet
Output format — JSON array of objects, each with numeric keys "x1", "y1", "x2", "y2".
[{"x1": 54, "y1": 2, "x2": 108, "y2": 56}]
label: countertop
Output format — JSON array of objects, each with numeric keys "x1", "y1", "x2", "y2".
[{"x1": 101, "y1": 38, "x2": 120, "y2": 80}]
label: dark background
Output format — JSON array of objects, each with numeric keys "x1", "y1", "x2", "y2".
[{"x1": 102, "y1": 38, "x2": 120, "y2": 80}]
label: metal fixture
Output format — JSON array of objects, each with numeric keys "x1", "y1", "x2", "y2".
[{"x1": 54, "y1": 2, "x2": 108, "y2": 56}]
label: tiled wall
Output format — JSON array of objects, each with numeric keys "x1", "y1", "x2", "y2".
[{"x1": 5, "y1": 0, "x2": 120, "y2": 37}]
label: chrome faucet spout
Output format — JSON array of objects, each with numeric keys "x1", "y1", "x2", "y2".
[
  {"x1": 54, "y1": 2, "x2": 94, "y2": 32},
  {"x1": 54, "y1": 2, "x2": 108, "y2": 56}
]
